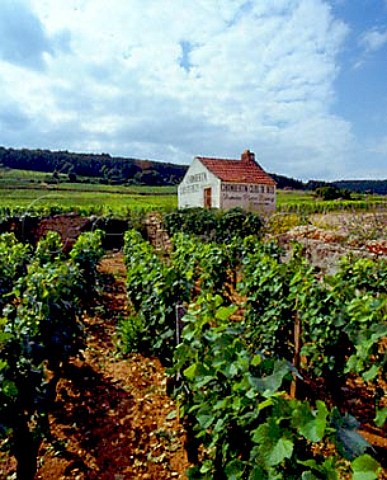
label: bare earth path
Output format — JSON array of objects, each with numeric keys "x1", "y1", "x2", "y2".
[{"x1": 32, "y1": 252, "x2": 189, "y2": 479}]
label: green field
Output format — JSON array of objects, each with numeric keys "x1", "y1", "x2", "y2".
[
  {"x1": 0, "y1": 168, "x2": 51, "y2": 182},
  {"x1": 276, "y1": 188, "x2": 386, "y2": 213},
  {"x1": 276, "y1": 189, "x2": 316, "y2": 204},
  {"x1": 0, "y1": 168, "x2": 178, "y2": 216},
  {"x1": 0, "y1": 186, "x2": 177, "y2": 216},
  {"x1": 0, "y1": 168, "x2": 386, "y2": 217}
]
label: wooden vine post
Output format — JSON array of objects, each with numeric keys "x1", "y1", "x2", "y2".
[{"x1": 290, "y1": 312, "x2": 302, "y2": 399}]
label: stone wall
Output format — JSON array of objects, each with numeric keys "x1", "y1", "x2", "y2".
[
  {"x1": 35, "y1": 213, "x2": 91, "y2": 251},
  {"x1": 279, "y1": 225, "x2": 386, "y2": 275},
  {"x1": 144, "y1": 212, "x2": 171, "y2": 252},
  {"x1": 1, "y1": 214, "x2": 130, "y2": 251}
]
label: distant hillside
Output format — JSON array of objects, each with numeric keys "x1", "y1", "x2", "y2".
[
  {"x1": 269, "y1": 173, "x2": 305, "y2": 190},
  {"x1": 304, "y1": 179, "x2": 387, "y2": 195},
  {"x1": 0, "y1": 146, "x2": 188, "y2": 186},
  {"x1": 0, "y1": 146, "x2": 385, "y2": 193},
  {"x1": 332, "y1": 180, "x2": 387, "y2": 195},
  {"x1": 0, "y1": 146, "x2": 313, "y2": 190}
]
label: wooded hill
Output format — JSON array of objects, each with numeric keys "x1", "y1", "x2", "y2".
[
  {"x1": 0, "y1": 146, "x2": 385, "y2": 193},
  {"x1": 332, "y1": 179, "x2": 387, "y2": 195},
  {"x1": 0, "y1": 146, "x2": 187, "y2": 186}
]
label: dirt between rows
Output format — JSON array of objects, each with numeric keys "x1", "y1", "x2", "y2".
[{"x1": 0, "y1": 252, "x2": 190, "y2": 480}]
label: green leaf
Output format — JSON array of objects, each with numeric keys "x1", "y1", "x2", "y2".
[
  {"x1": 186, "y1": 465, "x2": 202, "y2": 479},
  {"x1": 0, "y1": 359, "x2": 8, "y2": 371},
  {"x1": 293, "y1": 401, "x2": 328, "y2": 442},
  {"x1": 258, "y1": 398, "x2": 273, "y2": 411},
  {"x1": 215, "y1": 305, "x2": 238, "y2": 321},
  {"x1": 197, "y1": 414, "x2": 214, "y2": 429},
  {"x1": 166, "y1": 410, "x2": 177, "y2": 420},
  {"x1": 2, "y1": 380, "x2": 18, "y2": 397},
  {"x1": 298, "y1": 457, "x2": 339, "y2": 480},
  {"x1": 251, "y1": 354, "x2": 262, "y2": 367},
  {"x1": 249, "y1": 465, "x2": 268, "y2": 480},
  {"x1": 374, "y1": 407, "x2": 387, "y2": 428},
  {"x1": 249, "y1": 360, "x2": 290, "y2": 396},
  {"x1": 183, "y1": 363, "x2": 197, "y2": 380},
  {"x1": 362, "y1": 365, "x2": 379, "y2": 382},
  {"x1": 224, "y1": 459, "x2": 245, "y2": 479},
  {"x1": 267, "y1": 438, "x2": 294, "y2": 466},
  {"x1": 229, "y1": 362, "x2": 239, "y2": 377},
  {"x1": 252, "y1": 423, "x2": 271, "y2": 445},
  {"x1": 351, "y1": 454, "x2": 381, "y2": 480},
  {"x1": 301, "y1": 473, "x2": 319, "y2": 480},
  {"x1": 200, "y1": 459, "x2": 213, "y2": 474}
]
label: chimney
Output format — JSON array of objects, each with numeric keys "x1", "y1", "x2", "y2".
[{"x1": 241, "y1": 149, "x2": 255, "y2": 164}]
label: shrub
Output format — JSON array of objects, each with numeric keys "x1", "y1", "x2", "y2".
[{"x1": 163, "y1": 207, "x2": 263, "y2": 243}]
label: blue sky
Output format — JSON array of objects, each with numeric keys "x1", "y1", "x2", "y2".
[{"x1": 0, "y1": 0, "x2": 386, "y2": 181}]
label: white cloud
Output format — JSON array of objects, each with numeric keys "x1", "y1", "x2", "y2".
[
  {"x1": 360, "y1": 27, "x2": 387, "y2": 52},
  {"x1": 0, "y1": 0, "x2": 360, "y2": 179}
]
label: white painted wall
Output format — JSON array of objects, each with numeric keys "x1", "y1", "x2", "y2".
[
  {"x1": 178, "y1": 158, "x2": 221, "y2": 208},
  {"x1": 178, "y1": 158, "x2": 276, "y2": 212},
  {"x1": 221, "y1": 183, "x2": 276, "y2": 212}
]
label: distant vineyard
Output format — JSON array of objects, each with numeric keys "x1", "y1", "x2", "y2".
[{"x1": 0, "y1": 187, "x2": 385, "y2": 223}]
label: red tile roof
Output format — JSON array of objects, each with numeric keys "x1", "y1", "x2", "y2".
[{"x1": 197, "y1": 153, "x2": 276, "y2": 186}]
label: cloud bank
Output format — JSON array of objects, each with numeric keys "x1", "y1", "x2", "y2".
[{"x1": 0, "y1": 0, "x2": 383, "y2": 180}]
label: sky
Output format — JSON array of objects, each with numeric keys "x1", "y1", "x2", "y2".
[{"x1": 0, "y1": 0, "x2": 386, "y2": 181}]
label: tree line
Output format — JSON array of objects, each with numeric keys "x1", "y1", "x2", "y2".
[{"x1": 0, "y1": 146, "x2": 187, "y2": 186}]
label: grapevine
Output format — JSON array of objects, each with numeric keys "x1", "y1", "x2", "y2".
[{"x1": 0, "y1": 229, "x2": 105, "y2": 479}]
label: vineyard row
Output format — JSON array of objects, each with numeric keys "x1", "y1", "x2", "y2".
[
  {"x1": 0, "y1": 230, "x2": 105, "y2": 479},
  {"x1": 123, "y1": 229, "x2": 386, "y2": 479}
]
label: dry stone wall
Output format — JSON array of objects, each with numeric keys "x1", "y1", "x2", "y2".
[
  {"x1": 144, "y1": 212, "x2": 171, "y2": 252},
  {"x1": 280, "y1": 225, "x2": 387, "y2": 275}
]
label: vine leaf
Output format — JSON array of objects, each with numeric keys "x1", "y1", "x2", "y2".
[
  {"x1": 249, "y1": 360, "x2": 290, "y2": 396},
  {"x1": 362, "y1": 364, "x2": 379, "y2": 382},
  {"x1": 293, "y1": 400, "x2": 328, "y2": 442},
  {"x1": 183, "y1": 363, "x2": 197, "y2": 380},
  {"x1": 252, "y1": 422, "x2": 294, "y2": 467},
  {"x1": 215, "y1": 305, "x2": 237, "y2": 321},
  {"x1": 224, "y1": 459, "x2": 245, "y2": 479},
  {"x1": 351, "y1": 454, "x2": 381, "y2": 480},
  {"x1": 374, "y1": 407, "x2": 387, "y2": 428},
  {"x1": 267, "y1": 437, "x2": 294, "y2": 466}
]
